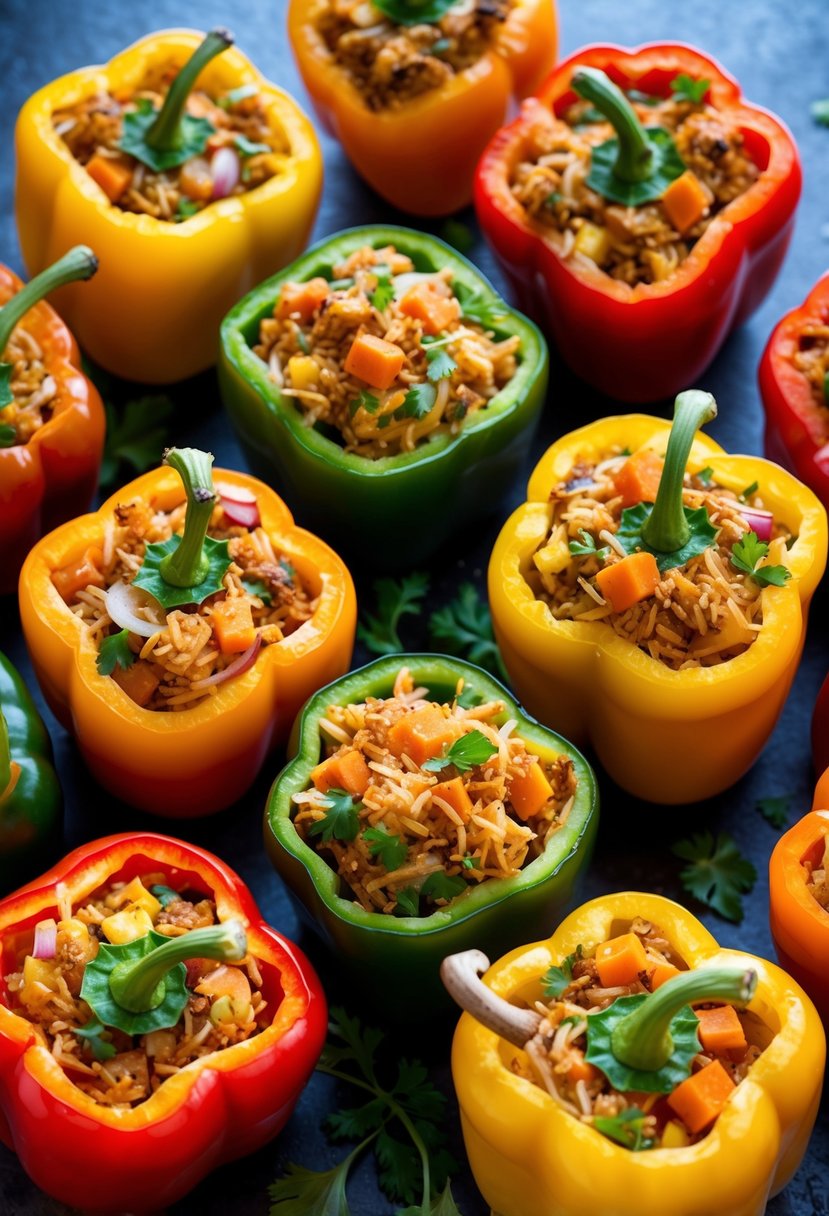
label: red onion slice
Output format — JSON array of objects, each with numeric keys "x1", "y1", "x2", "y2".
[
  {"x1": 210, "y1": 148, "x2": 241, "y2": 200},
  {"x1": 191, "y1": 635, "x2": 262, "y2": 689},
  {"x1": 106, "y1": 581, "x2": 166, "y2": 638},
  {"x1": 219, "y1": 496, "x2": 260, "y2": 528},
  {"x1": 739, "y1": 506, "x2": 773, "y2": 541},
  {"x1": 32, "y1": 918, "x2": 57, "y2": 960},
  {"x1": 214, "y1": 481, "x2": 257, "y2": 506}
]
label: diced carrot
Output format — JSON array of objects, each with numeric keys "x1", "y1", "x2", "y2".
[
  {"x1": 566, "y1": 1052, "x2": 600, "y2": 1085},
  {"x1": 276, "y1": 277, "x2": 330, "y2": 323},
  {"x1": 51, "y1": 546, "x2": 105, "y2": 602},
  {"x1": 178, "y1": 156, "x2": 214, "y2": 201},
  {"x1": 86, "y1": 154, "x2": 134, "y2": 203},
  {"x1": 387, "y1": 705, "x2": 457, "y2": 767},
  {"x1": 695, "y1": 1006, "x2": 747, "y2": 1056},
  {"x1": 312, "y1": 750, "x2": 371, "y2": 798},
  {"x1": 508, "y1": 761, "x2": 553, "y2": 821},
  {"x1": 612, "y1": 449, "x2": 664, "y2": 508},
  {"x1": 662, "y1": 170, "x2": 709, "y2": 235},
  {"x1": 195, "y1": 964, "x2": 252, "y2": 1007},
  {"x1": 646, "y1": 958, "x2": 681, "y2": 990},
  {"x1": 343, "y1": 333, "x2": 405, "y2": 390},
  {"x1": 211, "y1": 597, "x2": 256, "y2": 655},
  {"x1": 667, "y1": 1059, "x2": 735, "y2": 1134},
  {"x1": 397, "y1": 282, "x2": 460, "y2": 335},
  {"x1": 595, "y1": 932, "x2": 648, "y2": 988},
  {"x1": 431, "y1": 776, "x2": 474, "y2": 823},
  {"x1": 596, "y1": 551, "x2": 661, "y2": 613},
  {"x1": 112, "y1": 661, "x2": 161, "y2": 708}
]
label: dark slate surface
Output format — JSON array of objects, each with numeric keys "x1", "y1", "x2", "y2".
[{"x1": 1, "y1": 0, "x2": 828, "y2": 1212}]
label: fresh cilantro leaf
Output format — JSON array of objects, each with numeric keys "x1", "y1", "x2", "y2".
[
  {"x1": 420, "y1": 872, "x2": 466, "y2": 903},
  {"x1": 372, "y1": 0, "x2": 456, "y2": 25},
  {"x1": 429, "y1": 582, "x2": 509, "y2": 684},
  {"x1": 811, "y1": 98, "x2": 829, "y2": 126},
  {"x1": 307, "y1": 788, "x2": 361, "y2": 844},
  {"x1": 0, "y1": 422, "x2": 16, "y2": 446},
  {"x1": 398, "y1": 1181, "x2": 463, "y2": 1216},
  {"x1": 456, "y1": 685, "x2": 483, "y2": 709},
  {"x1": 757, "y1": 795, "x2": 791, "y2": 829},
  {"x1": 325, "y1": 1097, "x2": 387, "y2": 1142},
  {"x1": 586, "y1": 126, "x2": 685, "y2": 206},
  {"x1": 149, "y1": 884, "x2": 180, "y2": 908},
  {"x1": 376, "y1": 1129, "x2": 421, "y2": 1204},
  {"x1": 452, "y1": 281, "x2": 508, "y2": 329},
  {"x1": 671, "y1": 73, "x2": 710, "y2": 104},
  {"x1": 328, "y1": 277, "x2": 355, "y2": 291},
  {"x1": 546, "y1": 191, "x2": 563, "y2": 207},
  {"x1": 430, "y1": 37, "x2": 452, "y2": 55},
  {"x1": 395, "y1": 381, "x2": 436, "y2": 421},
  {"x1": 569, "y1": 529, "x2": 610, "y2": 560},
  {"x1": 739, "y1": 480, "x2": 759, "y2": 502},
  {"x1": 626, "y1": 88, "x2": 660, "y2": 105},
  {"x1": 424, "y1": 343, "x2": 458, "y2": 382},
  {"x1": 696, "y1": 465, "x2": 714, "y2": 486},
  {"x1": 350, "y1": 389, "x2": 381, "y2": 417},
  {"x1": 462, "y1": 855, "x2": 480, "y2": 870},
  {"x1": 358, "y1": 572, "x2": 430, "y2": 655},
  {"x1": 396, "y1": 887, "x2": 420, "y2": 917},
  {"x1": 133, "y1": 534, "x2": 231, "y2": 610},
  {"x1": 241, "y1": 576, "x2": 273, "y2": 605},
  {"x1": 0, "y1": 364, "x2": 13, "y2": 409},
  {"x1": 593, "y1": 1107, "x2": 657, "y2": 1151},
  {"x1": 119, "y1": 98, "x2": 214, "y2": 172},
  {"x1": 219, "y1": 83, "x2": 259, "y2": 109},
  {"x1": 74, "y1": 1016, "x2": 116, "y2": 1061},
  {"x1": 175, "y1": 198, "x2": 200, "y2": 222},
  {"x1": 422, "y1": 729, "x2": 498, "y2": 773},
  {"x1": 616, "y1": 502, "x2": 717, "y2": 573},
  {"x1": 100, "y1": 394, "x2": 173, "y2": 488},
  {"x1": 268, "y1": 1153, "x2": 361, "y2": 1216},
  {"x1": 364, "y1": 825, "x2": 408, "y2": 870},
  {"x1": 96, "y1": 629, "x2": 136, "y2": 677},
  {"x1": 730, "y1": 531, "x2": 791, "y2": 587},
  {"x1": 322, "y1": 1007, "x2": 383, "y2": 1082},
  {"x1": 438, "y1": 218, "x2": 474, "y2": 253},
  {"x1": 542, "y1": 946, "x2": 583, "y2": 998},
  {"x1": 235, "y1": 134, "x2": 270, "y2": 157},
  {"x1": 672, "y1": 831, "x2": 757, "y2": 922},
  {"x1": 370, "y1": 269, "x2": 395, "y2": 311}
]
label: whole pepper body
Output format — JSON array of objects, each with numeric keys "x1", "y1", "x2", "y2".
[
  {"x1": 451, "y1": 891, "x2": 825, "y2": 1216},
  {"x1": 769, "y1": 802, "x2": 829, "y2": 1025},
  {"x1": 474, "y1": 43, "x2": 801, "y2": 402},
  {"x1": 15, "y1": 29, "x2": 322, "y2": 383},
  {"x1": 0, "y1": 832, "x2": 327, "y2": 1212}
]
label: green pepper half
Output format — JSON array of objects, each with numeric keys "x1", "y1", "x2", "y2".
[
  {"x1": 264, "y1": 654, "x2": 598, "y2": 1016},
  {"x1": 219, "y1": 226, "x2": 548, "y2": 568}
]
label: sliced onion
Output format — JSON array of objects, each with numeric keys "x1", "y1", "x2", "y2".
[
  {"x1": 32, "y1": 919, "x2": 57, "y2": 960},
  {"x1": 106, "y1": 580, "x2": 166, "y2": 638},
  {"x1": 210, "y1": 147, "x2": 241, "y2": 200},
  {"x1": 392, "y1": 271, "x2": 445, "y2": 299},
  {"x1": 739, "y1": 506, "x2": 773, "y2": 541},
  {"x1": 191, "y1": 635, "x2": 262, "y2": 689},
  {"x1": 221, "y1": 497, "x2": 261, "y2": 528},
  {"x1": 214, "y1": 481, "x2": 257, "y2": 506}
]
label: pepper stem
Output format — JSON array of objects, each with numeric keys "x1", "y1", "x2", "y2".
[
  {"x1": 109, "y1": 919, "x2": 247, "y2": 1013},
  {"x1": 611, "y1": 966, "x2": 757, "y2": 1072},
  {"x1": 571, "y1": 67, "x2": 654, "y2": 183},
  {"x1": 146, "y1": 28, "x2": 234, "y2": 153},
  {"x1": 0, "y1": 247, "x2": 97, "y2": 355},
  {"x1": 641, "y1": 390, "x2": 718, "y2": 552},
  {"x1": 158, "y1": 448, "x2": 219, "y2": 588}
]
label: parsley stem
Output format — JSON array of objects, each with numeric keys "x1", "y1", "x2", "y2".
[
  {"x1": 145, "y1": 28, "x2": 234, "y2": 154},
  {"x1": 0, "y1": 246, "x2": 97, "y2": 355},
  {"x1": 158, "y1": 448, "x2": 219, "y2": 589},
  {"x1": 571, "y1": 67, "x2": 654, "y2": 183},
  {"x1": 641, "y1": 390, "x2": 717, "y2": 553},
  {"x1": 109, "y1": 919, "x2": 246, "y2": 1013},
  {"x1": 611, "y1": 965, "x2": 756, "y2": 1072}
]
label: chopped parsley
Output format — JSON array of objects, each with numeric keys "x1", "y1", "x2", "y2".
[
  {"x1": 696, "y1": 465, "x2": 714, "y2": 486},
  {"x1": 396, "y1": 887, "x2": 420, "y2": 917},
  {"x1": 420, "y1": 872, "x2": 467, "y2": 903},
  {"x1": 422, "y1": 730, "x2": 499, "y2": 773},
  {"x1": 307, "y1": 788, "x2": 362, "y2": 844},
  {"x1": 542, "y1": 946, "x2": 583, "y2": 998},
  {"x1": 394, "y1": 381, "x2": 436, "y2": 421},
  {"x1": 670, "y1": 73, "x2": 710, "y2": 104},
  {"x1": 358, "y1": 572, "x2": 430, "y2": 656},
  {"x1": 219, "y1": 83, "x2": 259, "y2": 109},
  {"x1": 672, "y1": 831, "x2": 757, "y2": 923},
  {"x1": 429, "y1": 583, "x2": 509, "y2": 684},
  {"x1": 730, "y1": 531, "x2": 791, "y2": 586},
  {"x1": 739, "y1": 480, "x2": 759, "y2": 502},
  {"x1": 96, "y1": 629, "x2": 135, "y2": 677},
  {"x1": 370, "y1": 267, "x2": 395, "y2": 312},
  {"x1": 149, "y1": 884, "x2": 180, "y2": 908},
  {"x1": 350, "y1": 389, "x2": 381, "y2": 417},
  {"x1": 235, "y1": 134, "x2": 271, "y2": 158},
  {"x1": 364, "y1": 825, "x2": 408, "y2": 870},
  {"x1": 241, "y1": 576, "x2": 273, "y2": 605},
  {"x1": 175, "y1": 198, "x2": 200, "y2": 222},
  {"x1": 568, "y1": 529, "x2": 610, "y2": 560},
  {"x1": 593, "y1": 1108, "x2": 657, "y2": 1152},
  {"x1": 0, "y1": 423, "x2": 16, "y2": 447},
  {"x1": 757, "y1": 795, "x2": 791, "y2": 829}
]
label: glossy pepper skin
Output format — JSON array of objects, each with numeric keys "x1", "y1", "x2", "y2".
[
  {"x1": 288, "y1": 0, "x2": 556, "y2": 216},
  {"x1": 770, "y1": 806, "x2": 829, "y2": 1027},
  {"x1": 15, "y1": 29, "x2": 322, "y2": 383},
  {"x1": 451, "y1": 891, "x2": 825, "y2": 1216},
  {"x1": 0, "y1": 832, "x2": 326, "y2": 1212},
  {"x1": 812, "y1": 670, "x2": 829, "y2": 777},
  {"x1": 219, "y1": 225, "x2": 548, "y2": 568},
  {"x1": 18, "y1": 466, "x2": 356, "y2": 817},
  {"x1": 265, "y1": 654, "x2": 598, "y2": 1016},
  {"x1": 488, "y1": 415, "x2": 827, "y2": 803},
  {"x1": 0, "y1": 653, "x2": 61, "y2": 895},
  {"x1": 0, "y1": 264, "x2": 104, "y2": 596},
  {"x1": 475, "y1": 43, "x2": 801, "y2": 402}
]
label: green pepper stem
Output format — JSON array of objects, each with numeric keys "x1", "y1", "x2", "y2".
[
  {"x1": 0, "y1": 711, "x2": 10, "y2": 799},
  {"x1": 158, "y1": 448, "x2": 219, "y2": 588},
  {"x1": 146, "y1": 28, "x2": 234, "y2": 153},
  {"x1": 641, "y1": 390, "x2": 718, "y2": 553},
  {"x1": 109, "y1": 918, "x2": 247, "y2": 1013},
  {"x1": 611, "y1": 966, "x2": 757, "y2": 1072},
  {"x1": 0, "y1": 247, "x2": 97, "y2": 355},
  {"x1": 571, "y1": 66, "x2": 654, "y2": 183}
]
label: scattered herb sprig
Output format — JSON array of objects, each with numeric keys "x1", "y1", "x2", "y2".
[
  {"x1": 100, "y1": 395, "x2": 174, "y2": 488},
  {"x1": 358, "y1": 573, "x2": 430, "y2": 655},
  {"x1": 672, "y1": 831, "x2": 757, "y2": 923},
  {"x1": 756, "y1": 795, "x2": 791, "y2": 830},
  {"x1": 429, "y1": 583, "x2": 509, "y2": 684},
  {"x1": 422, "y1": 731, "x2": 498, "y2": 774}
]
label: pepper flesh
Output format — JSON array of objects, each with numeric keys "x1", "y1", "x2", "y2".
[
  {"x1": 450, "y1": 891, "x2": 825, "y2": 1216},
  {"x1": 474, "y1": 42, "x2": 801, "y2": 402},
  {"x1": 488, "y1": 414, "x2": 827, "y2": 802},
  {"x1": 0, "y1": 832, "x2": 326, "y2": 1212},
  {"x1": 19, "y1": 465, "x2": 356, "y2": 816},
  {"x1": 770, "y1": 806, "x2": 829, "y2": 1026},
  {"x1": 15, "y1": 29, "x2": 322, "y2": 382}
]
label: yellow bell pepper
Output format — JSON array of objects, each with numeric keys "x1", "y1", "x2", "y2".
[
  {"x1": 449, "y1": 891, "x2": 825, "y2": 1216},
  {"x1": 488, "y1": 407, "x2": 827, "y2": 803},
  {"x1": 15, "y1": 28, "x2": 322, "y2": 383}
]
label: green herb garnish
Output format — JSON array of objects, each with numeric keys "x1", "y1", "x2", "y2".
[
  {"x1": 593, "y1": 1108, "x2": 657, "y2": 1151},
  {"x1": 307, "y1": 788, "x2": 362, "y2": 844},
  {"x1": 461, "y1": 855, "x2": 480, "y2": 870},
  {"x1": 672, "y1": 831, "x2": 757, "y2": 923},
  {"x1": 350, "y1": 389, "x2": 381, "y2": 417},
  {"x1": 100, "y1": 394, "x2": 174, "y2": 488},
  {"x1": 670, "y1": 74, "x2": 710, "y2": 104},
  {"x1": 420, "y1": 872, "x2": 467, "y2": 903},
  {"x1": 371, "y1": 0, "x2": 457, "y2": 25},
  {"x1": 219, "y1": 82, "x2": 259, "y2": 109},
  {"x1": 149, "y1": 884, "x2": 180, "y2": 908},
  {"x1": 396, "y1": 887, "x2": 420, "y2": 917},
  {"x1": 74, "y1": 1016, "x2": 117, "y2": 1062},
  {"x1": 422, "y1": 730, "x2": 499, "y2": 774},
  {"x1": 423, "y1": 339, "x2": 458, "y2": 382},
  {"x1": 364, "y1": 825, "x2": 408, "y2": 870},
  {"x1": 242, "y1": 576, "x2": 273, "y2": 604},
  {"x1": 569, "y1": 529, "x2": 610, "y2": 560},
  {"x1": 370, "y1": 268, "x2": 395, "y2": 312},
  {"x1": 739, "y1": 480, "x2": 759, "y2": 502},
  {"x1": 96, "y1": 629, "x2": 136, "y2": 677},
  {"x1": 542, "y1": 946, "x2": 583, "y2": 999},
  {"x1": 757, "y1": 795, "x2": 791, "y2": 829},
  {"x1": 730, "y1": 531, "x2": 791, "y2": 587},
  {"x1": 358, "y1": 573, "x2": 430, "y2": 655},
  {"x1": 395, "y1": 382, "x2": 436, "y2": 421},
  {"x1": 696, "y1": 465, "x2": 714, "y2": 486},
  {"x1": 175, "y1": 198, "x2": 200, "y2": 222},
  {"x1": 429, "y1": 583, "x2": 509, "y2": 684},
  {"x1": 438, "y1": 218, "x2": 474, "y2": 253},
  {"x1": 234, "y1": 134, "x2": 270, "y2": 157},
  {"x1": 0, "y1": 423, "x2": 17, "y2": 447},
  {"x1": 453, "y1": 281, "x2": 508, "y2": 329}
]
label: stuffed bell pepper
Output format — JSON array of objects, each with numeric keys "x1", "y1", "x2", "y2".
[
  {"x1": 19, "y1": 448, "x2": 356, "y2": 816},
  {"x1": 16, "y1": 27, "x2": 322, "y2": 383},
  {"x1": 0, "y1": 832, "x2": 326, "y2": 1212},
  {"x1": 489, "y1": 390, "x2": 827, "y2": 803},
  {"x1": 443, "y1": 891, "x2": 825, "y2": 1216},
  {"x1": 475, "y1": 43, "x2": 801, "y2": 401},
  {"x1": 288, "y1": 0, "x2": 557, "y2": 215},
  {"x1": 219, "y1": 225, "x2": 548, "y2": 567},
  {"x1": 0, "y1": 247, "x2": 104, "y2": 594},
  {"x1": 265, "y1": 654, "x2": 598, "y2": 1015}
]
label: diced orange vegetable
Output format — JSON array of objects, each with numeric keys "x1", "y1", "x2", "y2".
[
  {"x1": 178, "y1": 156, "x2": 214, "y2": 202},
  {"x1": 612, "y1": 449, "x2": 664, "y2": 508},
  {"x1": 51, "y1": 546, "x2": 105, "y2": 602},
  {"x1": 695, "y1": 1005, "x2": 747, "y2": 1056},
  {"x1": 595, "y1": 551, "x2": 661, "y2": 613},
  {"x1": 343, "y1": 333, "x2": 405, "y2": 390},
  {"x1": 595, "y1": 932, "x2": 648, "y2": 988},
  {"x1": 662, "y1": 170, "x2": 709, "y2": 235},
  {"x1": 508, "y1": 761, "x2": 553, "y2": 821},
  {"x1": 112, "y1": 661, "x2": 160, "y2": 708},
  {"x1": 211, "y1": 597, "x2": 256, "y2": 655},
  {"x1": 667, "y1": 1059, "x2": 735, "y2": 1134},
  {"x1": 646, "y1": 958, "x2": 681, "y2": 990},
  {"x1": 276, "y1": 277, "x2": 329, "y2": 323},
  {"x1": 566, "y1": 1053, "x2": 600, "y2": 1085},
  {"x1": 85, "y1": 154, "x2": 134, "y2": 202},
  {"x1": 397, "y1": 282, "x2": 461, "y2": 335},
  {"x1": 431, "y1": 776, "x2": 474, "y2": 823},
  {"x1": 311, "y1": 749, "x2": 371, "y2": 797},
  {"x1": 387, "y1": 705, "x2": 457, "y2": 767},
  {"x1": 195, "y1": 964, "x2": 252, "y2": 1007}
]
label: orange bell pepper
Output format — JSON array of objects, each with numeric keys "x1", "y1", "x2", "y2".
[{"x1": 770, "y1": 803, "x2": 829, "y2": 1025}]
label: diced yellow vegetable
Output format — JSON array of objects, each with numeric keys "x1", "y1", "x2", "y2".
[
  {"x1": 287, "y1": 354, "x2": 319, "y2": 390},
  {"x1": 105, "y1": 877, "x2": 162, "y2": 921},
  {"x1": 102, "y1": 905, "x2": 155, "y2": 944},
  {"x1": 533, "y1": 535, "x2": 572, "y2": 576},
  {"x1": 661, "y1": 1120, "x2": 690, "y2": 1148},
  {"x1": 22, "y1": 956, "x2": 60, "y2": 991},
  {"x1": 573, "y1": 222, "x2": 612, "y2": 264}
]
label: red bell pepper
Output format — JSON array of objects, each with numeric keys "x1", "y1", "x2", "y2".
[
  {"x1": 0, "y1": 832, "x2": 326, "y2": 1212},
  {"x1": 474, "y1": 43, "x2": 801, "y2": 402}
]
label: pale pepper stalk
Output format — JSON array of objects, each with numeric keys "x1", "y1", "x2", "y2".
[
  {"x1": 158, "y1": 447, "x2": 218, "y2": 588},
  {"x1": 109, "y1": 918, "x2": 247, "y2": 1013},
  {"x1": 642, "y1": 389, "x2": 718, "y2": 553},
  {"x1": 0, "y1": 246, "x2": 98, "y2": 356},
  {"x1": 145, "y1": 28, "x2": 234, "y2": 155},
  {"x1": 571, "y1": 66, "x2": 656, "y2": 183}
]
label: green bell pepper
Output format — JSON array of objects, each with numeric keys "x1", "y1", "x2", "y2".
[
  {"x1": 264, "y1": 654, "x2": 598, "y2": 1016},
  {"x1": 0, "y1": 652, "x2": 61, "y2": 893},
  {"x1": 218, "y1": 226, "x2": 548, "y2": 568}
]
